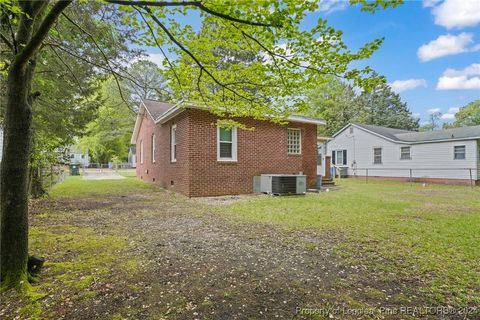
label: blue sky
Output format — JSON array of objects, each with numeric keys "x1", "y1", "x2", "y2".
[{"x1": 145, "y1": 0, "x2": 480, "y2": 126}]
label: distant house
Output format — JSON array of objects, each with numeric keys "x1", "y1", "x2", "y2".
[
  {"x1": 128, "y1": 146, "x2": 136, "y2": 168},
  {"x1": 67, "y1": 145, "x2": 90, "y2": 167},
  {"x1": 131, "y1": 99, "x2": 325, "y2": 197},
  {"x1": 327, "y1": 123, "x2": 480, "y2": 185}
]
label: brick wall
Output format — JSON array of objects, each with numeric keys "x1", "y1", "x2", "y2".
[
  {"x1": 135, "y1": 111, "x2": 190, "y2": 195},
  {"x1": 187, "y1": 109, "x2": 317, "y2": 197},
  {"x1": 136, "y1": 108, "x2": 318, "y2": 197}
]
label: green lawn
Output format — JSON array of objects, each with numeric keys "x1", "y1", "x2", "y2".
[
  {"x1": 49, "y1": 175, "x2": 155, "y2": 198},
  {"x1": 219, "y1": 179, "x2": 480, "y2": 306}
]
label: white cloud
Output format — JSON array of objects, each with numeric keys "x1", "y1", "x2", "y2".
[
  {"x1": 430, "y1": 0, "x2": 480, "y2": 29},
  {"x1": 390, "y1": 79, "x2": 427, "y2": 93},
  {"x1": 412, "y1": 113, "x2": 421, "y2": 118},
  {"x1": 144, "y1": 53, "x2": 165, "y2": 67},
  {"x1": 448, "y1": 107, "x2": 460, "y2": 113},
  {"x1": 428, "y1": 108, "x2": 442, "y2": 114},
  {"x1": 437, "y1": 63, "x2": 480, "y2": 90},
  {"x1": 441, "y1": 113, "x2": 456, "y2": 120},
  {"x1": 316, "y1": 0, "x2": 348, "y2": 14},
  {"x1": 417, "y1": 33, "x2": 479, "y2": 62}
]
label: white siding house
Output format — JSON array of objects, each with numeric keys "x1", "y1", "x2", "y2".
[
  {"x1": 67, "y1": 145, "x2": 90, "y2": 167},
  {"x1": 327, "y1": 124, "x2": 480, "y2": 184}
]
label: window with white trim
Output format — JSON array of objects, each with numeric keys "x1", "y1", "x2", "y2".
[
  {"x1": 400, "y1": 146, "x2": 411, "y2": 160},
  {"x1": 217, "y1": 127, "x2": 237, "y2": 161},
  {"x1": 373, "y1": 147, "x2": 382, "y2": 164},
  {"x1": 454, "y1": 145, "x2": 466, "y2": 160},
  {"x1": 151, "y1": 134, "x2": 156, "y2": 163},
  {"x1": 287, "y1": 128, "x2": 301, "y2": 154},
  {"x1": 332, "y1": 150, "x2": 347, "y2": 166},
  {"x1": 171, "y1": 125, "x2": 177, "y2": 162},
  {"x1": 140, "y1": 140, "x2": 144, "y2": 164}
]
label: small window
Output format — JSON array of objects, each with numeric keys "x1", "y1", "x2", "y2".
[
  {"x1": 373, "y1": 147, "x2": 382, "y2": 164},
  {"x1": 349, "y1": 126, "x2": 354, "y2": 134},
  {"x1": 454, "y1": 145, "x2": 466, "y2": 160},
  {"x1": 332, "y1": 150, "x2": 347, "y2": 166},
  {"x1": 151, "y1": 134, "x2": 156, "y2": 163},
  {"x1": 140, "y1": 140, "x2": 144, "y2": 164},
  {"x1": 287, "y1": 128, "x2": 301, "y2": 154},
  {"x1": 217, "y1": 127, "x2": 237, "y2": 161},
  {"x1": 171, "y1": 125, "x2": 177, "y2": 162},
  {"x1": 400, "y1": 146, "x2": 411, "y2": 160}
]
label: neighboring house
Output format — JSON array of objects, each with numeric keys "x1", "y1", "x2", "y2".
[
  {"x1": 131, "y1": 99, "x2": 325, "y2": 197},
  {"x1": 327, "y1": 123, "x2": 480, "y2": 185},
  {"x1": 128, "y1": 146, "x2": 136, "y2": 168},
  {"x1": 67, "y1": 145, "x2": 90, "y2": 167}
]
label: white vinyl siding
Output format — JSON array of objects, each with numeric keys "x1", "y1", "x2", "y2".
[
  {"x1": 400, "y1": 146, "x2": 411, "y2": 160},
  {"x1": 287, "y1": 128, "x2": 301, "y2": 154},
  {"x1": 171, "y1": 125, "x2": 177, "y2": 162},
  {"x1": 151, "y1": 134, "x2": 156, "y2": 163},
  {"x1": 373, "y1": 148, "x2": 382, "y2": 164},
  {"x1": 327, "y1": 124, "x2": 479, "y2": 180},
  {"x1": 217, "y1": 127, "x2": 237, "y2": 161}
]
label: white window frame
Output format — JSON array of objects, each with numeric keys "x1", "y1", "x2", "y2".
[
  {"x1": 151, "y1": 134, "x2": 156, "y2": 163},
  {"x1": 287, "y1": 128, "x2": 302, "y2": 155},
  {"x1": 171, "y1": 124, "x2": 177, "y2": 163},
  {"x1": 400, "y1": 146, "x2": 411, "y2": 160},
  {"x1": 454, "y1": 145, "x2": 466, "y2": 160},
  {"x1": 217, "y1": 127, "x2": 237, "y2": 161},
  {"x1": 373, "y1": 147, "x2": 382, "y2": 164},
  {"x1": 333, "y1": 149, "x2": 347, "y2": 166},
  {"x1": 140, "y1": 140, "x2": 144, "y2": 164}
]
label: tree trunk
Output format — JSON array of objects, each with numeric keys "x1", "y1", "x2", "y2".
[{"x1": 0, "y1": 60, "x2": 36, "y2": 289}]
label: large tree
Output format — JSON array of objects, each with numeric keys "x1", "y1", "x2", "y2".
[
  {"x1": 0, "y1": 0, "x2": 402, "y2": 290},
  {"x1": 355, "y1": 79, "x2": 419, "y2": 130},
  {"x1": 445, "y1": 100, "x2": 480, "y2": 128}
]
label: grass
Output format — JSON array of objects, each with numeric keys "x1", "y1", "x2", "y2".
[
  {"x1": 219, "y1": 179, "x2": 480, "y2": 306},
  {"x1": 49, "y1": 175, "x2": 155, "y2": 198}
]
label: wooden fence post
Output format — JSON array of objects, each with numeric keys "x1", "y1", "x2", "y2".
[{"x1": 469, "y1": 168, "x2": 473, "y2": 188}]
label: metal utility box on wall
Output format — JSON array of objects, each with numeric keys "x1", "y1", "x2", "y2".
[{"x1": 259, "y1": 174, "x2": 306, "y2": 195}]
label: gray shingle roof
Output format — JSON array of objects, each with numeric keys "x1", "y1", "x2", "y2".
[
  {"x1": 354, "y1": 123, "x2": 480, "y2": 143},
  {"x1": 142, "y1": 99, "x2": 174, "y2": 120}
]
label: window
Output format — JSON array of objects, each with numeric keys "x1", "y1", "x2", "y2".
[
  {"x1": 454, "y1": 145, "x2": 466, "y2": 160},
  {"x1": 373, "y1": 147, "x2": 382, "y2": 164},
  {"x1": 217, "y1": 127, "x2": 237, "y2": 161},
  {"x1": 287, "y1": 128, "x2": 301, "y2": 154},
  {"x1": 151, "y1": 134, "x2": 156, "y2": 163},
  {"x1": 332, "y1": 150, "x2": 347, "y2": 166},
  {"x1": 400, "y1": 146, "x2": 411, "y2": 160},
  {"x1": 171, "y1": 125, "x2": 177, "y2": 162},
  {"x1": 140, "y1": 140, "x2": 144, "y2": 164},
  {"x1": 349, "y1": 126, "x2": 354, "y2": 134}
]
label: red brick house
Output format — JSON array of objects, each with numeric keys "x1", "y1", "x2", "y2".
[{"x1": 131, "y1": 100, "x2": 325, "y2": 197}]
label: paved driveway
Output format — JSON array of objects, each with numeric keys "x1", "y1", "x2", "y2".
[{"x1": 82, "y1": 169, "x2": 125, "y2": 180}]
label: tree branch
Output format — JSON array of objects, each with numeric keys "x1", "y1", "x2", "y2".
[
  {"x1": 48, "y1": 45, "x2": 87, "y2": 96},
  {"x1": 14, "y1": 0, "x2": 72, "y2": 68},
  {"x1": 0, "y1": 32, "x2": 13, "y2": 50},
  {"x1": 61, "y1": 12, "x2": 131, "y2": 109},
  {"x1": 106, "y1": 0, "x2": 277, "y2": 27},
  {"x1": 134, "y1": 6, "x2": 183, "y2": 94},
  {"x1": 141, "y1": 6, "x2": 254, "y2": 103}
]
